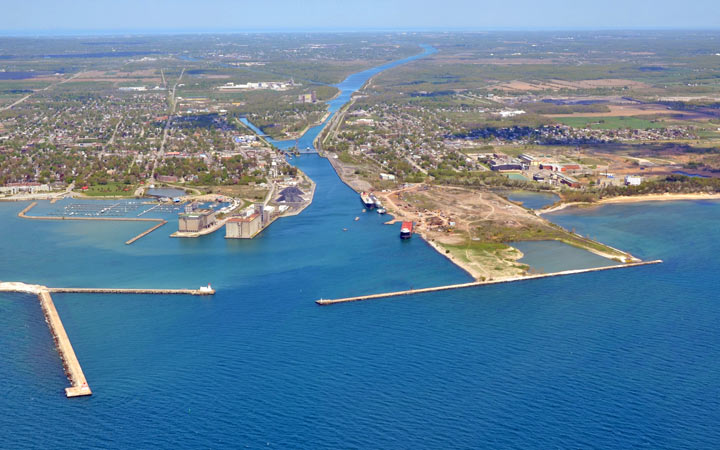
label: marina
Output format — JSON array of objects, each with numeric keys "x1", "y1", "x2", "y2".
[{"x1": 18, "y1": 201, "x2": 169, "y2": 244}]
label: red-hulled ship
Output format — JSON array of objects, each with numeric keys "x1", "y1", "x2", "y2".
[{"x1": 400, "y1": 221, "x2": 413, "y2": 239}]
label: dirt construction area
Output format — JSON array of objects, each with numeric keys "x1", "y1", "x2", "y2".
[
  {"x1": 377, "y1": 184, "x2": 630, "y2": 280},
  {"x1": 378, "y1": 185, "x2": 550, "y2": 280}
]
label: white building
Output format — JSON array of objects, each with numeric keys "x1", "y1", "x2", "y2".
[
  {"x1": 625, "y1": 175, "x2": 642, "y2": 186},
  {"x1": 0, "y1": 183, "x2": 50, "y2": 194}
]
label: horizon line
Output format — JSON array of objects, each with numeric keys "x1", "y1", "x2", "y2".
[{"x1": 1, "y1": 26, "x2": 720, "y2": 38}]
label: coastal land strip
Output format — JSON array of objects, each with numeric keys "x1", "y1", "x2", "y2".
[{"x1": 540, "y1": 192, "x2": 720, "y2": 214}]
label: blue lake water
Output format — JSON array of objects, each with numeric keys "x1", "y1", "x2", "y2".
[
  {"x1": 0, "y1": 71, "x2": 48, "y2": 80},
  {"x1": 511, "y1": 240, "x2": 616, "y2": 273},
  {"x1": 672, "y1": 170, "x2": 711, "y2": 178},
  {"x1": 502, "y1": 190, "x2": 559, "y2": 210},
  {"x1": 2, "y1": 46, "x2": 720, "y2": 448},
  {"x1": 4, "y1": 187, "x2": 720, "y2": 449}
]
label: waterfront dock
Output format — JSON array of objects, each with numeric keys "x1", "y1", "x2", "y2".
[
  {"x1": 316, "y1": 260, "x2": 663, "y2": 305},
  {"x1": 18, "y1": 202, "x2": 167, "y2": 245},
  {"x1": 0, "y1": 280, "x2": 215, "y2": 398}
]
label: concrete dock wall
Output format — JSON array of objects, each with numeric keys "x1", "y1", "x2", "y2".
[
  {"x1": 317, "y1": 260, "x2": 663, "y2": 305},
  {"x1": 49, "y1": 287, "x2": 215, "y2": 296}
]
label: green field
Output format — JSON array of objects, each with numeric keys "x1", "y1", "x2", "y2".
[
  {"x1": 81, "y1": 182, "x2": 136, "y2": 197},
  {"x1": 557, "y1": 116, "x2": 666, "y2": 130}
]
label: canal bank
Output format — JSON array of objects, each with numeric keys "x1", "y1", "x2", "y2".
[{"x1": 240, "y1": 44, "x2": 646, "y2": 280}]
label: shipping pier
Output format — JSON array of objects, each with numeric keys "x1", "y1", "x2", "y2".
[
  {"x1": 316, "y1": 260, "x2": 663, "y2": 305},
  {"x1": 0, "y1": 281, "x2": 215, "y2": 398}
]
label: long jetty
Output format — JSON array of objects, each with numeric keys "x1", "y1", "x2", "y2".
[
  {"x1": 18, "y1": 202, "x2": 166, "y2": 245},
  {"x1": 0, "y1": 281, "x2": 215, "y2": 398},
  {"x1": 316, "y1": 260, "x2": 663, "y2": 305},
  {"x1": 38, "y1": 290, "x2": 92, "y2": 397},
  {"x1": 125, "y1": 220, "x2": 167, "y2": 245},
  {"x1": 48, "y1": 287, "x2": 215, "y2": 295}
]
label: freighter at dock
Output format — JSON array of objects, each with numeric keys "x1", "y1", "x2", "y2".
[
  {"x1": 400, "y1": 221, "x2": 413, "y2": 239},
  {"x1": 360, "y1": 192, "x2": 375, "y2": 209}
]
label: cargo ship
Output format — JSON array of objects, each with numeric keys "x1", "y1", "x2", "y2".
[
  {"x1": 400, "y1": 221, "x2": 413, "y2": 239},
  {"x1": 360, "y1": 192, "x2": 375, "y2": 209}
]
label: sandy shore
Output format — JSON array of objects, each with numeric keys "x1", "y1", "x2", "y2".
[
  {"x1": 542, "y1": 192, "x2": 720, "y2": 214},
  {"x1": 424, "y1": 238, "x2": 485, "y2": 280},
  {"x1": 600, "y1": 193, "x2": 720, "y2": 204}
]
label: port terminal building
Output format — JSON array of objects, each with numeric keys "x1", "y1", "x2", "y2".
[
  {"x1": 178, "y1": 209, "x2": 216, "y2": 232},
  {"x1": 226, "y1": 214, "x2": 261, "y2": 238}
]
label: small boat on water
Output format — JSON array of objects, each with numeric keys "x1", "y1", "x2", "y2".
[
  {"x1": 400, "y1": 221, "x2": 413, "y2": 239},
  {"x1": 377, "y1": 208, "x2": 387, "y2": 214},
  {"x1": 354, "y1": 216, "x2": 360, "y2": 221}
]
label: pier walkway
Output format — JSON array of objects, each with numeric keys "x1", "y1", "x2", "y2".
[
  {"x1": 48, "y1": 287, "x2": 215, "y2": 295},
  {"x1": 317, "y1": 260, "x2": 663, "y2": 305},
  {"x1": 125, "y1": 220, "x2": 167, "y2": 244},
  {"x1": 0, "y1": 281, "x2": 215, "y2": 398},
  {"x1": 38, "y1": 291, "x2": 92, "y2": 397}
]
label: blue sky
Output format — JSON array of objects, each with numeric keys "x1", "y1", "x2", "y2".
[{"x1": 1, "y1": 0, "x2": 719, "y2": 34}]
